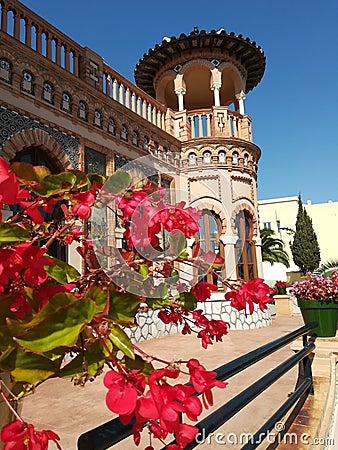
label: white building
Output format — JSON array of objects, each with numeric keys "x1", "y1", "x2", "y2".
[{"x1": 258, "y1": 196, "x2": 338, "y2": 284}]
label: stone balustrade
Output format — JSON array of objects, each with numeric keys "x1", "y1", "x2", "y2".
[
  {"x1": 187, "y1": 107, "x2": 253, "y2": 141},
  {"x1": 0, "y1": 0, "x2": 83, "y2": 76},
  {"x1": 103, "y1": 64, "x2": 167, "y2": 131}
]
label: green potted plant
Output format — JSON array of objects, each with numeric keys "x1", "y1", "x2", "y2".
[
  {"x1": 292, "y1": 272, "x2": 338, "y2": 337},
  {"x1": 274, "y1": 280, "x2": 290, "y2": 295}
]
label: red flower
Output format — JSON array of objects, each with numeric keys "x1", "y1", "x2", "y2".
[
  {"x1": 225, "y1": 278, "x2": 272, "y2": 314},
  {"x1": 72, "y1": 190, "x2": 95, "y2": 219},
  {"x1": 19, "y1": 198, "x2": 57, "y2": 224},
  {"x1": 192, "y1": 310, "x2": 229, "y2": 348},
  {"x1": 1, "y1": 420, "x2": 61, "y2": 449},
  {"x1": 187, "y1": 358, "x2": 227, "y2": 408},
  {"x1": 0, "y1": 158, "x2": 20, "y2": 205},
  {"x1": 63, "y1": 227, "x2": 85, "y2": 244},
  {"x1": 191, "y1": 282, "x2": 218, "y2": 302},
  {"x1": 15, "y1": 243, "x2": 55, "y2": 286},
  {"x1": 10, "y1": 293, "x2": 32, "y2": 320},
  {"x1": 35, "y1": 284, "x2": 77, "y2": 309},
  {"x1": 104, "y1": 370, "x2": 145, "y2": 419}
]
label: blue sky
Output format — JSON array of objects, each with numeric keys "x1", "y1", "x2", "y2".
[{"x1": 21, "y1": 0, "x2": 338, "y2": 204}]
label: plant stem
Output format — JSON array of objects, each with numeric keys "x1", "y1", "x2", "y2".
[{"x1": 0, "y1": 390, "x2": 24, "y2": 423}]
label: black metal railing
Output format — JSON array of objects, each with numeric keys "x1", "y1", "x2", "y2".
[{"x1": 77, "y1": 322, "x2": 317, "y2": 450}]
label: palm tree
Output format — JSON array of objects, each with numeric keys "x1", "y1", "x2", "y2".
[
  {"x1": 260, "y1": 228, "x2": 290, "y2": 267},
  {"x1": 313, "y1": 259, "x2": 338, "y2": 276}
]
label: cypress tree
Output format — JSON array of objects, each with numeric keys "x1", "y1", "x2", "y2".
[{"x1": 290, "y1": 195, "x2": 321, "y2": 274}]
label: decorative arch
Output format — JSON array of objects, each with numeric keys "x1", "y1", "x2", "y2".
[
  {"x1": 230, "y1": 201, "x2": 258, "y2": 236},
  {"x1": 155, "y1": 70, "x2": 176, "y2": 108},
  {"x1": 180, "y1": 58, "x2": 214, "y2": 75},
  {"x1": 190, "y1": 197, "x2": 227, "y2": 234},
  {"x1": 1, "y1": 128, "x2": 72, "y2": 170}
]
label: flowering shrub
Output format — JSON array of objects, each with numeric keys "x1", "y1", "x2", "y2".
[
  {"x1": 0, "y1": 157, "x2": 272, "y2": 449},
  {"x1": 292, "y1": 271, "x2": 338, "y2": 302},
  {"x1": 274, "y1": 281, "x2": 290, "y2": 289}
]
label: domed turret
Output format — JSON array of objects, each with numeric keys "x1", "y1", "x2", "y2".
[{"x1": 134, "y1": 28, "x2": 265, "y2": 114}]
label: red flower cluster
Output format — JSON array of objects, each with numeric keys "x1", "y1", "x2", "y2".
[
  {"x1": 191, "y1": 282, "x2": 218, "y2": 302},
  {"x1": 191, "y1": 310, "x2": 230, "y2": 348},
  {"x1": 116, "y1": 183, "x2": 201, "y2": 250},
  {"x1": 72, "y1": 189, "x2": 96, "y2": 219},
  {"x1": 0, "y1": 159, "x2": 20, "y2": 218},
  {"x1": 0, "y1": 242, "x2": 54, "y2": 288},
  {"x1": 225, "y1": 278, "x2": 272, "y2": 314},
  {"x1": 1, "y1": 420, "x2": 61, "y2": 449},
  {"x1": 104, "y1": 360, "x2": 227, "y2": 449}
]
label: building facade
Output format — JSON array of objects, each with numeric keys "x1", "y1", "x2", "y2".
[
  {"x1": 258, "y1": 196, "x2": 338, "y2": 283},
  {"x1": 0, "y1": 0, "x2": 267, "y2": 287}
]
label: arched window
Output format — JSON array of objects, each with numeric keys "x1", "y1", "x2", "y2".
[
  {"x1": 78, "y1": 101, "x2": 88, "y2": 121},
  {"x1": 42, "y1": 81, "x2": 54, "y2": 104},
  {"x1": 203, "y1": 151, "x2": 212, "y2": 165},
  {"x1": 196, "y1": 210, "x2": 225, "y2": 287},
  {"x1": 218, "y1": 150, "x2": 226, "y2": 163},
  {"x1": 61, "y1": 92, "x2": 72, "y2": 113},
  {"x1": 94, "y1": 110, "x2": 102, "y2": 128},
  {"x1": 0, "y1": 58, "x2": 12, "y2": 83},
  {"x1": 120, "y1": 124, "x2": 128, "y2": 141},
  {"x1": 132, "y1": 131, "x2": 139, "y2": 146},
  {"x1": 108, "y1": 118, "x2": 116, "y2": 135},
  {"x1": 235, "y1": 211, "x2": 257, "y2": 281},
  {"x1": 232, "y1": 151, "x2": 238, "y2": 165},
  {"x1": 244, "y1": 153, "x2": 249, "y2": 167},
  {"x1": 188, "y1": 152, "x2": 197, "y2": 167},
  {"x1": 21, "y1": 70, "x2": 34, "y2": 94},
  {"x1": 153, "y1": 142, "x2": 159, "y2": 156},
  {"x1": 143, "y1": 136, "x2": 149, "y2": 151},
  {"x1": 11, "y1": 148, "x2": 66, "y2": 261}
]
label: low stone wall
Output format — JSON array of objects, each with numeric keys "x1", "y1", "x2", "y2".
[{"x1": 125, "y1": 295, "x2": 272, "y2": 343}]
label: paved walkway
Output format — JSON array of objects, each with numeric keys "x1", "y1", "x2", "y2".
[{"x1": 21, "y1": 316, "x2": 307, "y2": 449}]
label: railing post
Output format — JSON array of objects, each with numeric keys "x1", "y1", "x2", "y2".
[{"x1": 302, "y1": 334, "x2": 314, "y2": 395}]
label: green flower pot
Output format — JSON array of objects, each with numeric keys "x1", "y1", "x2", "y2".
[
  {"x1": 297, "y1": 298, "x2": 338, "y2": 337},
  {"x1": 277, "y1": 286, "x2": 287, "y2": 295}
]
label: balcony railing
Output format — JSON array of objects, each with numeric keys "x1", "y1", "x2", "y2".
[{"x1": 186, "y1": 107, "x2": 253, "y2": 141}]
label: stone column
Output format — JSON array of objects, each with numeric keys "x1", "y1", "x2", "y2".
[
  {"x1": 1, "y1": 5, "x2": 7, "y2": 33},
  {"x1": 175, "y1": 87, "x2": 186, "y2": 111},
  {"x1": 236, "y1": 90, "x2": 246, "y2": 115},
  {"x1": 220, "y1": 235, "x2": 239, "y2": 279},
  {"x1": 211, "y1": 82, "x2": 222, "y2": 107}
]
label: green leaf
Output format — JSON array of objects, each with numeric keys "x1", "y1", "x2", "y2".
[
  {"x1": 107, "y1": 290, "x2": 140, "y2": 325},
  {"x1": 68, "y1": 170, "x2": 90, "y2": 191},
  {"x1": 11, "y1": 162, "x2": 51, "y2": 183},
  {"x1": 0, "y1": 348, "x2": 59, "y2": 384},
  {"x1": 168, "y1": 230, "x2": 187, "y2": 257},
  {"x1": 32, "y1": 172, "x2": 77, "y2": 196},
  {"x1": 139, "y1": 264, "x2": 149, "y2": 277},
  {"x1": 45, "y1": 256, "x2": 81, "y2": 284},
  {"x1": 125, "y1": 355, "x2": 153, "y2": 376},
  {"x1": 0, "y1": 294, "x2": 17, "y2": 350},
  {"x1": 7, "y1": 293, "x2": 76, "y2": 334},
  {"x1": 0, "y1": 223, "x2": 30, "y2": 243},
  {"x1": 103, "y1": 171, "x2": 130, "y2": 195},
  {"x1": 146, "y1": 297, "x2": 172, "y2": 309},
  {"x1": 85, "y1": 287, "x2": 108, "y2": 313},
  {"x1": 97, "y1": 171, "x2": 130, "y2": 206},
  {"x1": 59, "y1": 340, "x2": 110, "y2": 378},
  {"x1": 8, "y1": 296, "x2": 96, "y2": 353},
  {"x1": 109, "y1": 324, "x2": 134, "y2": 359},
  {"x1": 179, "y1": 292, "x2": 197, "y2": 310}
]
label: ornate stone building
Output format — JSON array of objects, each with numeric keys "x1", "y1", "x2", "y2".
[{"x1": 0, "y1": 0, "x2": 267, "y2": 292}]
